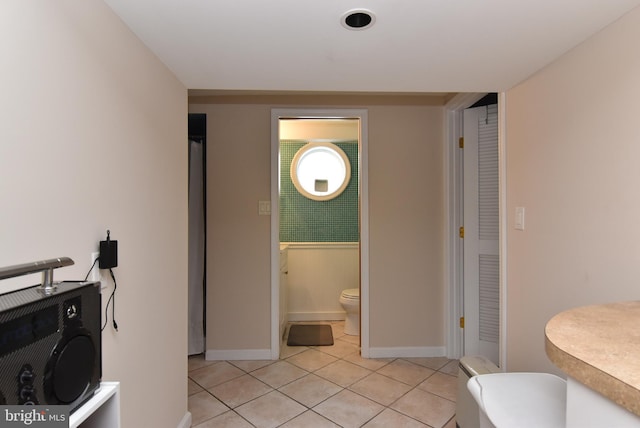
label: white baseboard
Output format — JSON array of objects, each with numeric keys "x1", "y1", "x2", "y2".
[
  {"x1": 205, "y1": 346, "x2": 444, "y2": 360},
  {"x1": 177, "y1": 411, "x2": 191, "y2": 428},
  {"x1": 206, "y1": 348, "x2": 273, "y2": 361},
  {"x1": 368, "y1": 346, "x2": 446, "y2": 359},
  {"x1": 288, "y1": 312, "x2": 346, "y2": 322}
]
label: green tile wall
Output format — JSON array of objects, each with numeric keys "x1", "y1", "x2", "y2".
[{"x1": 280, "y1": 140, "x2": 359, "y2": 242}]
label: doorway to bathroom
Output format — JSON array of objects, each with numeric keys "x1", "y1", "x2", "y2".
[{"x1": 270, "y1": 109, "x2": 369, "y2": 359}]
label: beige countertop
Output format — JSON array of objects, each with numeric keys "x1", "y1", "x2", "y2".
[{"x1": 545, "y1": 301, "x2": 640, "y2": 417}]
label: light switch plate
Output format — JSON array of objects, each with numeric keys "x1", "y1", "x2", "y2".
[
  {"x1": 259, "y1": 200, "x2": 271, "y2": 216},
  {"x1": 515, "y1": 207, "x2": 525, "y2": 230}
]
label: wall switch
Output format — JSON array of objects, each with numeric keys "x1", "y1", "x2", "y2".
[
  {"x1": 90, "y1": 252, "x2": 102, "y2": 283},
  {"x1": 515, "y1": 207, "x2": 525, "y2": 230},
  {"x1": 259, "y1": 200, "x2": 271, "y2": 216}
]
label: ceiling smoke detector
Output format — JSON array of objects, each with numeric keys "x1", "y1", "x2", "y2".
[{"x1": 341, "y1": 9, "x2": 375, "y2": 30}]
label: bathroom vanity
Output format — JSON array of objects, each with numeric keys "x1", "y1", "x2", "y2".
[{"x1": 545, "y1": 301, "x2": 640, "y2": 427}]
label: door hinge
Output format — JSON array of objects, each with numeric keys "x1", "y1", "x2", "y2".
[
  {"x1": 459, "y1": 137, "x2": 464, "y2": 148},
  {"x1": 460, "y1": 317, "x2": 465, "y2": 328},
  {"x1": 459, "y1": 226, "x2": 464, "y2": 239}
]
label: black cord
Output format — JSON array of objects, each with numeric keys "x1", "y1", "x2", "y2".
[
  {"x1": 101, "y1": 268, "x2": 119, "y2": 332},
  {"x1": 84, "y1": 256, "x2": 100, "y2": 281}
]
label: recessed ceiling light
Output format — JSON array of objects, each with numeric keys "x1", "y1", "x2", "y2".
[{"x1": 341, "y1": 9, "x2": 375, "y2": 31}]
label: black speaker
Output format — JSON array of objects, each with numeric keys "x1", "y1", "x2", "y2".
[{"x1": 0, "y1": 281, "x2": 101, "y2": 413}]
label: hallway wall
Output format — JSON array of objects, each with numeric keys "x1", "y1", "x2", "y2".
[
  {"x1": 189, "y1": 101, "x2": 445, "y2": 355},
  {"x1": 1, "y1": 3, "x2": 188, "y2": 427}
]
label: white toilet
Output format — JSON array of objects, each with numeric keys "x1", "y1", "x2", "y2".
[{"x1": 339, "y1": 288, "x2": 360, "y2": 335}]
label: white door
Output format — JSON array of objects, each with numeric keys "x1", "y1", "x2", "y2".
[{"x1": 463, "y1": 104, "x2": 500, "y2": 365}]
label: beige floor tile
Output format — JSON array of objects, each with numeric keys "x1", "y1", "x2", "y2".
[
  {"x1": 391, "y1": 388, "x2": 456, "y2": 428},
  {"x1": 416, "y1": 372, "x2": 458, "y2": 402},
  {"x1": 251, "y1": 360, "x2": 308, "y2": 389},
  {"x1": 404, "y1": 357, "x2": 452, "y2": 371},
  {"x1": 235, "y1": 390, "x2": 306, "y2": 428},
  {"x1": 189, "y1": 336, "x2": 462, "y2": 428},
  {"x1": 342, "y1": 353, "x2": 393, "y2": 371},
  {"x1": 192, "y1": 410, "x2": 253, "y2": 428},
  {"x1": 439, "y1": 360, "x2": 460, "y2": 376},
  {"x1": 315, "y1": 339, "x2": 360, "y2": 358},
  {"x1": 442, "y1": 416, "x2": 457, "y2": 428},
  {"x1": 210, "y1": 374, "x2": 273, "y2": 408},
  {"x1": 349, "y1": 373, "x2": 413, "y2": 406},
  {"x1": 188, "y1": 390, "x2": 229, "y2": 425},
  {"x1": 314, "y1": 360, "x2": 373, "y2": 387},
  {"x1": 190, "y1": 361, "x2": 246, "y2": 389},
  {"x1": 279, "y1": 410, "x2": 340, "y2": 428},
  {"x1": 279, "y1": 373, "x2": 343, "y2": 407},
  {"x1": 362, "y1": 408, "x2": 429, "y2": 427},
  {"x1": 337, "y1": 334, "x2": 360, "y2": 345},
  {"x1": 286, "y1": 348, "x2": 338, "y2": 371},
  {"x1": 314, "y1": 389, "x2": 384, "y2": 428},
  {"x1": 188, "y1": 378, "x2": 204, "y2": 395},
  {"x1": 280, "y1": 344, "x2": 309, "y2": 359},
  {"x1": 329, "y1": 321, "x2": 346, "y2": 339},
  {"x1": 376, "y1": 359, "x2": 435, "y2": 386},
  {"x1": 188, "y1": 354, "x2": 218, "y2": 372},
  {"x1": 228, "y1": 360, "x2": 276, "y2": 373}
]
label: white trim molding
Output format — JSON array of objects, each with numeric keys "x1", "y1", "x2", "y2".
[
  {"x1": 282, "y1": 242, "x2": 359, "y2": 250},
  {"x1": 368, "y1": 346, "x2": 447, "y2": 359},
  {"x1": 498, "y1": 92, "x2": 508, "y2": 370},
  {"x1": 288, "y1": 312, "x2": 346, "y2": 322},
  {"x1": 176, "y1": 412, "x2": 192, "y2": 428},
  {"x1": 444, "y1": 93, "x2": 486, "y2": 360}
]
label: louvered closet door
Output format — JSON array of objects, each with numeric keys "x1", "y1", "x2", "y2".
[{"x1": 463, "y1": 104, "x2": 499, "y2": 365}]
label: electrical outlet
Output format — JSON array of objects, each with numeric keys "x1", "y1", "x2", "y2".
[{"x1": 90, "y1": 252, "x2": 102, "y2": 284}]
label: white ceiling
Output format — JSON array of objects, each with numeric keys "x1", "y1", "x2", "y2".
[{"x1": 104, "y1": 0, "x2": 640, "y2": 93}]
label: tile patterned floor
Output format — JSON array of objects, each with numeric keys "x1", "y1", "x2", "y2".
[{"x1": 188, "y1": 322, "x2": 458, "y2": 428}]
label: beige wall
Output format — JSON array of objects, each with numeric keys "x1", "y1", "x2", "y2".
[
  {"x1": 200, "y1": 104, "x2": 273, "y2": 351},
  {"x1": 368, "y1": 106, "x2": 445, "y2": 348},
  {"x1": 1, "y1": 2, "x2": 188, "y2": 427},
  {"x1": 505, "y1": 7, "x2": 640, "y2": 373},
  {"x1": 280, "y1": 119, "x2": 359, "y2": 140},
  {"x1": 189, "y1": 102, "x2": 446, "y2": 353}
]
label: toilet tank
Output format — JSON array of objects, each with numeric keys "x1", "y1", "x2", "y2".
[{"x1": 456, "y1": 355, "x2": 500, "y2": 428}]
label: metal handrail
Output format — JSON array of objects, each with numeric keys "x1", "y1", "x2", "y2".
[{"x1": 0, "y1": 257, "x2": 74, "y2": 291}]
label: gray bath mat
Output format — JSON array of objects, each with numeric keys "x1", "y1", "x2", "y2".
[{"x1": 287, "y1": 324, "x2": 334, "y2": 346}]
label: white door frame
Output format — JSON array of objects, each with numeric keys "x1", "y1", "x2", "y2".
[
  {"x1": 444, "y1": 93, "x2": 508, "y2": 368},
  {"x1": 498, "y1": 93, "x2": 507, "y2": 370},
  {"x1": 270, "y1": 108, "x2": 369, "y2": 359}
]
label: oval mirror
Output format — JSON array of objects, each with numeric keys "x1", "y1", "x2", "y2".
[{"x1": 290, "y1": 142, "x2": 351, "y2": 201}]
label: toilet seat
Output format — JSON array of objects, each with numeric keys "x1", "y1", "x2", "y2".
[{"x1": 341, "y1": 288, "x2": 359, "y2": 299}]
